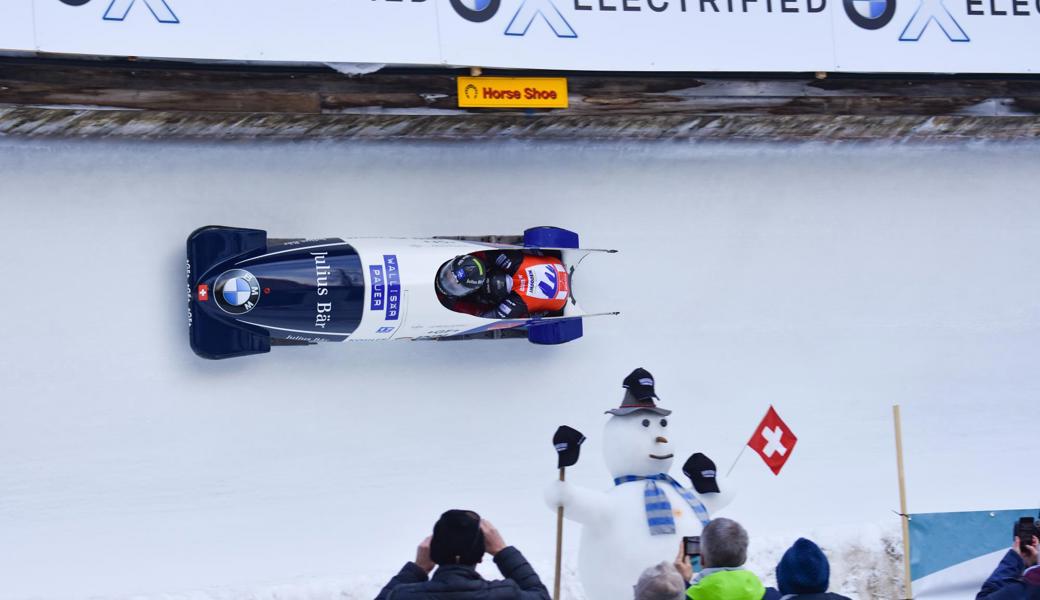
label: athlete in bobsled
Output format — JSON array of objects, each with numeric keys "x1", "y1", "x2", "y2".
[{"x1": 436, "y1": 250, "x2": 570, "y2": 319}]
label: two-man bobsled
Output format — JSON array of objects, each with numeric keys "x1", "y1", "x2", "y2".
[{"x1": 187, "y1": 226, "x2": 617, "y2": 359}]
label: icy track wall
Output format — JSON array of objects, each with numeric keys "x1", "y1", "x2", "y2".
[{"x1": 0, "y1": 139, "x2": 1038, "y2": 600}]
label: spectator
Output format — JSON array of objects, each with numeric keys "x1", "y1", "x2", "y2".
[
  {"x1": 764, "y1": 538, "x2": 850, "y2": 600},
  {"x1": 977, "y1": 534, "x2": 1040, "y2": 600},
  {"x1": 375, "y1": 509, "x2": 550, "y2": 600},
  {"x1": 674, "y1": 518, "x2": 767, "y2": 600},
  {"x1": 635, "y1": 561, "x2": 687, "y2": 600}
]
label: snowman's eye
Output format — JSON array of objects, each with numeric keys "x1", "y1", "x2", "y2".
[
  {"x1": 660, "y1": 419, "x2": 668, "y2": 427},
  {"x1": 641, "y1": 419, "x2": 650, "y2": 427}
]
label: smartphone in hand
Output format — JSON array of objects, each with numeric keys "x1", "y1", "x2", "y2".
[{"x1": 683, "y1": 536, "x2": 701, "y2": 557}]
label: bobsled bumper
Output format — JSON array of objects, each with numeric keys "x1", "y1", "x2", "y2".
[
  {"x1": 451, "y1": 314, "x2": 585, "y2": 345},
  {"x1": 187, "y1": 226, "x2": 272, "y2": 360}
]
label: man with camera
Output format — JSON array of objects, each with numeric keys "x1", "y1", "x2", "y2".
[
  {"x1": 976, "y1": 517, "x2": 1040, "y2": 600},
  {"x1": 374, "y1": 509, "x2": 550, "y2": 600},
  {"x1": 671, "y1": 518, "x2": 767, "y2": 600}
]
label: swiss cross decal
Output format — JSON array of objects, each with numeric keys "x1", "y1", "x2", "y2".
[
  {"x1": 197, "y1": 284, "x2": 209, "y2": 302},
  {"x1": 747, "y1": 406, "x2": 797, "y2": 475}
]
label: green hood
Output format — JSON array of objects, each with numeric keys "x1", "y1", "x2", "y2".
[{"x1": 686, "y1": 569, "x2": 765, "y2": 600}]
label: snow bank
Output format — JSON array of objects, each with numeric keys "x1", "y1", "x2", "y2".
[{"x1": 325, "y1": 62, "x2": 387, "y2": 76}]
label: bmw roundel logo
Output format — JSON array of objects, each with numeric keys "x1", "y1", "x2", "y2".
[
  {"x1": 213, "y1": 269, "x2": 261, "y2": 315},
  {"x1": 843, "y1": 0, "x2": 895, "y2": 29},
  {"x1": 450, "y1": 0, "x2": 501, "y2": 22}
]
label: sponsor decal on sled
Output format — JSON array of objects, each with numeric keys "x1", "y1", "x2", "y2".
[
  {"x1": 213, "y1": 269, "x2": 261, "y2": 315},
  {"x1": 369, "y1": 265, "x2": 386, "y2": 311},
  {"x1": 457, "y1": 77, "x2": 568, "y2": 109},
  {"x1": 383, "y1": 255, "x2": 401, "y2": 321}
]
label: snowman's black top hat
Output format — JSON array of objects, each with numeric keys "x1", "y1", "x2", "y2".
[{"x1": 606, "y1": 367, "x2": 672, "y2": 416}]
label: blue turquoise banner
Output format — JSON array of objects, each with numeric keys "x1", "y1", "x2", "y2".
[{"x1": 911, "y1": 508, "x2": 1039, "y2": 599}]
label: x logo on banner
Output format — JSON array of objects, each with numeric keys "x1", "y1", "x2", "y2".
[
  {"x1": 899, "y1": 0, "x2": 969, "y2": 41},
  {"x1": 505, "y1": 0, "x2": 578, "y2": 38},
  {"x1": 103, "y1": 0, "x2": 179, "y2": 23}
]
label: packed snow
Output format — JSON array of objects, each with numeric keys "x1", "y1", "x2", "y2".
[{"x1": 0, "y1": 139, "x2": 1037, "y2": 599}]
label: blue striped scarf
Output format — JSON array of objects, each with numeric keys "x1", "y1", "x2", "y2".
[{"x1": 613, "y1": 473, "x2": 711, "y2": 535}]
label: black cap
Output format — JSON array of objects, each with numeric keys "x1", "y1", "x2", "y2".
[
  {"x1": 553, "y1": 425, "x2": 586, "y2": 469},
  {"x1": 682, "y1": 453, "x2": 720, "y2": 494},
  {"x1": 606, "y1": 368, "x2": 671, "y2": 416},
  {"x1": 430, "y1": 509, "x2": 485, "y2": 566}
]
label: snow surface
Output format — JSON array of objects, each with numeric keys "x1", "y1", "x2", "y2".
[
  {"x1": 0, "y1": 139, "x2": 1038, "y2": 599},
  {"x1": 325, "y1": 63, "x2": 387, "y2": 76}
]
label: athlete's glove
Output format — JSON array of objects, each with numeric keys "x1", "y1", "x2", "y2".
[
  {"x1": 491, "y1": 251, "x2": 523, "y2": 275},
  {"x1": 482, "y1": 273, "x2": 512, "y2": 302},
  {"x1": 492, "y1": 293, "x2": 528, "y2": 319}
]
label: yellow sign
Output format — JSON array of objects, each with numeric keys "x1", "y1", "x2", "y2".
[{"x1": 457, "y1": 77, "x2": 568, "y2": 109}]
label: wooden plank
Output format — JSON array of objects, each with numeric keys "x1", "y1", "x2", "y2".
[
  {"x1": 3, "y1": 57, "x2": 1040, "y2": 140},
  {"x1": 0, "y1": 83, "x2": 322, "y2": 113},
  {"x1": 5, "y1": 57, "x2": 1040, "y2": 118}
]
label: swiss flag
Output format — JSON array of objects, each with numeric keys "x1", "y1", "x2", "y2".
[
  {"x1": 747, "y1": 406, "x2": 797, "y2": 475},
  {"x1": 197, "y1": 284, "x2": 209, "y2": 302}
]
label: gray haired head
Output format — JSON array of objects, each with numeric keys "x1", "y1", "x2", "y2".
[
  {"x1": 701, "y1": 518, "x2": 749, "y2": 568},
  {"x1": 633, "y1": 561, "x2": 686, "y2": 600}
]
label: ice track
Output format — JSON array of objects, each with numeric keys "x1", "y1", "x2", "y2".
[{"x1": 0, "y1": 139, "x2": 1038, "y2": 599}]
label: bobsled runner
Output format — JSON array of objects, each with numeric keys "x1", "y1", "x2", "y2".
[{"x1": 186, "y1": 226, "x2": 618, "y2": 359}]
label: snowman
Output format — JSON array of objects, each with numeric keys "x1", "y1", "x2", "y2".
[{"x1": 545, "y1": 368, "x2": 736, "y2": 599}]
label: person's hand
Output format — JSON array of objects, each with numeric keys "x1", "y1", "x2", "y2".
[
  {"x1": 1015, "y1": 535, "x2": 1040, "y2": 568},
  {"x1": 415, "y1": 536, "x2": 435, "y2": 573},
  {"x1": 480, "y1": 518, "x2": 507, "y2": 556},
  {"x1": 674, "y1": 541, "x2": 693, "y2": 583}
]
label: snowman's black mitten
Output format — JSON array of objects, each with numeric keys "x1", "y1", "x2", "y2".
[{"x1": 682, "y1": 453, "x2": 720, "y2": 494}]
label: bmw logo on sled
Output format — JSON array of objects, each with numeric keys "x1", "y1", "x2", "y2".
[{"x1": 186, "y1": 226, "x2": 618, "y2": 359}]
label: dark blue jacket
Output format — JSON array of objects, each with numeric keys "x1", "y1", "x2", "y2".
[
  {"x1": 375, "y1": 546, "x2": 550, "y2": 600},
  {"x1": 977, "y1": 550, "x2": 1040, "y2": 600},
  {"x1": 763, "y1": 587, "x2": 850, "y2": 600}
]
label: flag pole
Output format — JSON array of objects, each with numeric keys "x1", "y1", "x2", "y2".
[
  {"x1": 893, "y1": 405, "x2": 913, "y2": 600},
  {"x1": 726, "y1": 444, "x2": 748, "y2": 477}
]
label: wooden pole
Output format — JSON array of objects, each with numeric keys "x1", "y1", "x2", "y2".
[
  {"x1": 893, "y1": 405, "x2": 913, "y2": 600},
  {"x1": 554, "y1": 467, "x2": 565, "y2": 600}
]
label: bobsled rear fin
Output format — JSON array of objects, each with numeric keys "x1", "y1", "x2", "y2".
[
  {"x1": 523, "y1": 226, "x2": 579, "y2": 249},
  {"x1": 528, "y1": 318, "x2": 583, "y2": 345}
]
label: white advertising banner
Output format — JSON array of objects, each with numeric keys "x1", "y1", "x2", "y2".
[
  {"x1": 0, "y1": 1, "x2": 37, "y2": 53},
  {"x1": 2, "y1": 0, "x2": 1039, "y2": 72}
]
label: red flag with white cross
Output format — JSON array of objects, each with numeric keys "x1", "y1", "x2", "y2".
[{"x1": 747, "y1": 406, "x2": 797, "y2": 475}]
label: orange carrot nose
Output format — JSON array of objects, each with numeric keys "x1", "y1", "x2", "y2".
[{"x1": 656, "y1": 436, "x2": 668, "y2": 444}]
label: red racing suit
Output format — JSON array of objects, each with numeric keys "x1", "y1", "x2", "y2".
[{"x1": 474, "y1": 251, "x2": 570, "y2": 319}]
